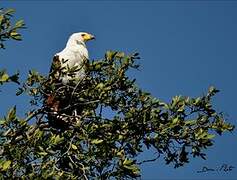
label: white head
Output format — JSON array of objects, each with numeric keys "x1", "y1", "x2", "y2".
[{"x1": 66, "y1": 32, "x2": 95, "y2": 47}]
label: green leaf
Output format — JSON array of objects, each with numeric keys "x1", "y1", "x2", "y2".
[
  {"x1": 94, "y1": 63, "x2": 102, "y2": 70},
  {"x1": 194, "y1": 97, "x2": 201, "y2": 105},
  {"x1": 0, "y1": 15, "x2": 3, "y2": 23},
  {"x1": 118, "y1": 134, "x2": 123, "y2": 140},
  {"x1": 5, "y1": 8, "x2": 15, "y2": 15},
  {"x1": 172, "y1": 117, "x2": 179, "y2": 124},
  {"x1": 15, "y1": 19, "x2": 25, "y2": 28},
  {"x1": 10, "y1": 31, "x2": 19, "y2": 36},
  {"x1": 0, "y1": 73, "x2": 9, "y2": 83},
  {"x1": 1, "y1": 160, "x2": 11, "y2": 171},
  {"x1": 51, "y1": 135, "x2": 64, "y2": 145},
  {"x1": 96, "y1": 83, "x2": 104, "y2": 89},
  {"x1": 117, "y1": 150, "x2": 124, "y2": 157},
  {"x1": 38, "y1": 146, "x2": 44, "y2": 152},
  {"x1": 38, "y1": 152, "x2": 48, "y2": 156},
  {"x1": 71, "y1": 144, "x2": 78, "y2": 150},
  {"x1": 0, "y1": 120, "x2": 5, "y2": 125},
  {"x1": 123, "y1": 158, "x2": 133, "y2": 166},
  {"x1": 122, "y1": 158, "x2": 140, "y2": 176},
  {"x1": 115, "y1": 52, "x2": 125, "y2": 58},
  {"x1": 208, "y1": 86, "x2": 219, "y2": 94},
  {"x1": 7, "y1": 106, "x2": 16, "y2": 121},
  {"x1": 185, "y1": 120, "x2": 196, "y2": 126},
  {"x1": 11, "y1": 34, "x2": 22, "y2": 40},
  {"x1": 206, "y1": 134, "x2": 215, "y2": 139},
  {"x1": 105, "y1": 50, "x2": 117, "y2": 61},
  {"x1": 91, "y1": 139, "x2": 103, "y2": 144}
]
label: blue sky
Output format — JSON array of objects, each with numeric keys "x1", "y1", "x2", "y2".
[{"x1": 1, "y1": 1, "x2": 237, "y2": 179}]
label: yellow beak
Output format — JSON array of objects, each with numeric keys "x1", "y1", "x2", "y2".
[{"x1": 83, "y1": 33, "x2": 95, "y2": 42}]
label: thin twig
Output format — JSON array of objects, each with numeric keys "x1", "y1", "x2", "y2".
[
  {"x1": 70, "y1": 78, "x2": 84, "y2": 100},
  {"x1": 61, "y1": 135, "x2": 75, "y2": 157},
  {"x1": 62, "y1": 100, "x2": 100, "y2": 111},
  {"x1": 137, "y1": 153, "x2": 160, "y2": 165},
  {"x1": 99, "y1": 104, "x2": 103, "y2": 117},
  {"x1": 25, "y1": 108, "x2": 45, "y2": 122}
]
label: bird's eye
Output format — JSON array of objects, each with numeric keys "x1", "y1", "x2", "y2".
[{"x1": 81, "y1": 34, "x2": 86, "y2": 37}]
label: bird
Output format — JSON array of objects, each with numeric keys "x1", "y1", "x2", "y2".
[
  {"x1": 45, "y1": 32, "x2": 95, "y2": 127},
  {"x1": 51, "y1": 32, "x2": 95, "y2": 84}
]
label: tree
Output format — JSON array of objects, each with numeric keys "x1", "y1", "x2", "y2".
[
  {"x1": 0, "y1": 8, "x2": 25, "y2": 85},
  {"x1": 0, "y1": 8, "x2": 234, "y2": 179}
]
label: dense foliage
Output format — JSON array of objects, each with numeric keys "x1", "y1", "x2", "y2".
[
  {"x1": 0, "y1": 8, "x2": 25, "y2": 85},
  {"x1": 0, "y1": 8, "x2": 234, "y2": 179}
]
